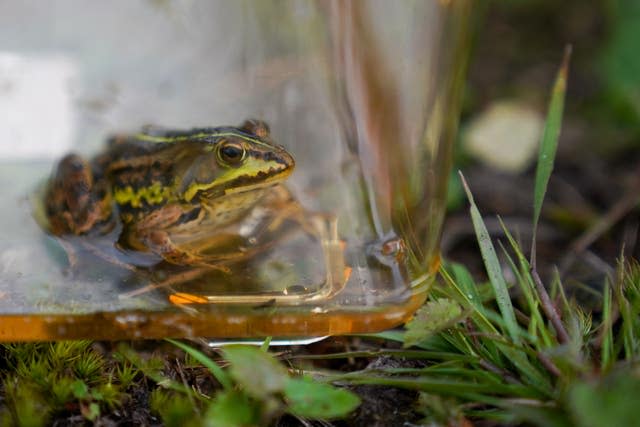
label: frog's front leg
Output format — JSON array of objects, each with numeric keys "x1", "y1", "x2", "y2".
[
  {"x1": 139, "y1": 229, "x2": 196, "y2": 265},
  {"x1": 260, "y1": 185, "x2": 333, "y2": 239},
  {"x1": 122, "y1": 205, "x2": 230, "y2": 272}
]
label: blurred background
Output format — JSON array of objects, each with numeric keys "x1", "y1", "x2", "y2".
[{"x1": 444, "y1": 0, "x2": 640, "y2": 294}]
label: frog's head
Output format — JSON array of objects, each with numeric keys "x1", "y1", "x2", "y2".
[{"x1": 179, "y1": 120, "x2": 295, "y2": 203}]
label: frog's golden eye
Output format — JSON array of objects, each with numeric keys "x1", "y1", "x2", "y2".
[{"x1": 217, "y1": 141, "x2": 246, "y2": 166}]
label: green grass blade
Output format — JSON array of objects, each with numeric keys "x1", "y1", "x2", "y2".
[
  {"x1": 615, "y1": 260, "x2": 636, "y2": 361},
  {"x1": 527, "y1": 48, "x2": 574, "y2": 345},
  {"x1": 496, "y1": 344, "x2": 552, "y2": 396},
  {"x1": 260, "y1": 337, "x2": 273, "y2": 352},
  {"x1": 601, "y1": 283, "x2": 614, "y2": 371},
  {"x1": 166, "y1": 339, "x2": 233, "y2": 390},
  {"x1": 460, "y1": 172, "x2": 520, "y2": 344},
  {"x1": 498, "y1": 243, "x2": 546, "y2": 346},
  {"x1": 359, "y1": 330, "x2": 406, "y2": 343},
  {"x1": 532, "y1": 46, "x2": 571, "y2": 249},
  {"x1": 497, "y1": 221, "x2": 554, "y2": 348},
  {"x1": 450, "y1": 263, "x2": 485, "y2": 314},
  {"x1": 324, "y1": 374, "x2": 537, "y2": 399},
  {"x1": 287, "y1": 350, "x2": 477, "y2": 362}
]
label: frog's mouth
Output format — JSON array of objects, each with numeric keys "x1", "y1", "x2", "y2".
[
  {"x1": 192, "y1": 166, "x2": 293, "y2": 203},
  {"x1": 221, "y1": 167, "x2": 293, "y2": 196},
  {"x1": 183, "y1": 150, "x2": 294, "y2": 202},
  {"x1": 212, "y1": 149, "x2": 294, "y2": 194}
]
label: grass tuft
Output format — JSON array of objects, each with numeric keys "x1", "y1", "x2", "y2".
[{"x1": 287, "y1": 48, "x2": 640, "y2": 426}]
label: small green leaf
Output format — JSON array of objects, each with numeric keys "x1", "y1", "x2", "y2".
[
  {"x1": 83, "y1": 402, "x2": 101, "y2": 422},
  {"x1": 221, "y1": 345, "x2": 288, "y2": 399},
  {"x1": 71, "y1": 379, "x2": 89, "y2": 399},
  {"x1": 404, "y1": 299, "x2": 463, "y2": 347},
  {"x1": 284, "y1": 377, "x2": 361, "y2": 420},
  {"x1": 205, "y1": 391, "x2": 260, "y2": 427}
]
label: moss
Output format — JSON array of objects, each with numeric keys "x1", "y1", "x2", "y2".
[{"x1": 0, "y1": 342, "x2": 129, "y2": 424}]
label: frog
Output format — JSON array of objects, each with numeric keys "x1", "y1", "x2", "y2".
[{"x1": 43, "y1": 119, "x2": 298, "y2": 272}]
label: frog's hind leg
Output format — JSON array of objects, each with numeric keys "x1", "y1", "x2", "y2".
[{"x1": 45, "y1": 154, "x2": 114, "y2": 236}]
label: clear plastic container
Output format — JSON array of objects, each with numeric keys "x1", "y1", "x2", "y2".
[{"x1": 0, "y1": 0, "x2": 471, "y2": 340}]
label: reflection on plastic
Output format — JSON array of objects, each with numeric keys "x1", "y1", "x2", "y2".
[{"x1": 0, "y1": 53, "x2": 76, "y2": 160}]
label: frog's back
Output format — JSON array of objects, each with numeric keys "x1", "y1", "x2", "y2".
[
  {"x1": 98, "y1": 126, "x2": 235, "y2": 174},
  {"x1": 97, "y1": 137, "x2": 180, "y2": 218}
]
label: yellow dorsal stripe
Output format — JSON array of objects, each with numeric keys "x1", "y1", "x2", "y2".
[
  {"x1": 113, "y1": 182, "x2": 172, "y2": 208},
  {"x1": 134, "y1": 131, "x2": 274, "y2": 150}
]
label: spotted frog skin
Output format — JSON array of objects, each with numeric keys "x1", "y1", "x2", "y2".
[{"x1": 44, "y1": 120, "x2": 296, "y2": 268}]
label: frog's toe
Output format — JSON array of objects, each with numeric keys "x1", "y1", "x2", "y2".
[{"x1": 211, "y1": 263, "x2": 232, "y2": 274}]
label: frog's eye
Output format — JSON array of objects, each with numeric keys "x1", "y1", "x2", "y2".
[{"x1": 217, "y1": 141, "x2": 246, "y2": 166}]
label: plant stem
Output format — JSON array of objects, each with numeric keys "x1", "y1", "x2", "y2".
[{"x1": 530, "y1": 267, "x2": 569, "y2": 344}]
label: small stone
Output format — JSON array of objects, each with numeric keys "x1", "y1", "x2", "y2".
[{"x1": 463, "y1": 100, "x2": 544, "y2": 173}]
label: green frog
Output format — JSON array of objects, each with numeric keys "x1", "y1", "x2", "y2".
[{"x1": 43, "y1": 119, "x2": 298, "y2": 270}]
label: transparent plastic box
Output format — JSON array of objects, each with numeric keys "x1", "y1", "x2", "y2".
[{"x1": 0, "y1": 0, "x2": 471, "y2": 340}]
